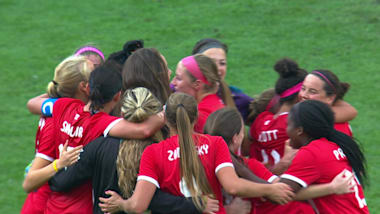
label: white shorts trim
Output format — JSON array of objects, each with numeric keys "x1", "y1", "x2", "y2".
[
  {"x1": 35, "y1": 153, "x2": 54, "y2": 162},
  {"x1": 215, "y1": 162, "x2": 234, "y2": 174},
  {"x1": 281, "y1": 174, "x2": 308, "y2": 188},
  {"x1": 267, "y1": 175, "x2": 278, "y2": 183},
  {"x1": 103, "y1": 118, "x2": 123, "y2": 137},
  {"x1": 137, "y1": 175, "x2": 160, "y2": 188}
]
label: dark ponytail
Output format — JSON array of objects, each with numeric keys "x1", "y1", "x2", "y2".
[
  {"x1": 107, "y1": 40, "x2": 144, "y2": 66},
  {"x1": 274, "y1": 58, "x2": 307, "y2": 104},
  {"x1": 89, "y1": 61, "x2": 122, "y2": 112},
  {"x1": 290, "y1": 100, "x2": 367, "y2": 187}
]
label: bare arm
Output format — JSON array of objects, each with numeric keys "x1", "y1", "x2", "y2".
[
  {"x1": 23, "y1": 143, "x2": 82, "y2": 193},
  {"x1": 109, "y1": 112, "x2": 165, "y2": 139},
  {"x1": 294, "y1": 169, "x2": 355, "y2": 200},
  {"x1": 332, "y1": 100, "x2": 357, "y2": 123},
  {"x1": 216, "y1": 166, "x2": 294, "y2": 204},
  {"x1": 27, "y1": 93, "x2": 49, "y2": 115}
]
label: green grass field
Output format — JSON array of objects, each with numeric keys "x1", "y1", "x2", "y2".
[{"x1": 1, "y1": 0, "x2": 379, "y2": 213}]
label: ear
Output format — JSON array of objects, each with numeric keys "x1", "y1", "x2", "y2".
[
  {"x1": 113, "y1": 91, "x2": 122, "y2": 102},
  {"x1": 84, "y1": 82, "x2": 90, "y2": 96},
  {"x1": 78, "y1": 81, "x2": 90, "y2": 96},
  {"x1": 296, "y1": 127, "x2": 304, "y2": 136},
  {"x1": 192, "y1": 80, "x2": 203, "y2": 91},
  {"x1": 326, "y1": 94, "x2": 336, "y2": 105}
]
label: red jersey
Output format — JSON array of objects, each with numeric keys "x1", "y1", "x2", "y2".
[
  {"x1": 334, "y1": 122, "x2": 353, "y2": 137},
  {"x1": 138, "y1": 134, "x2": 233, "y2": 214},
  {"x1": 21, "y1": 117, "x2": 55, "y2": 214},
  {"x1": 243, "y1": 158, "x2": 314, "y2": 214},
  {"x1": 249, "y1": 111, "x2": 289, "y2": 167},
  {"x1": 194, "y1": 94, "x2": 225, "y2": 133},
  {"x1": 282, "y1": 138, "x2": 368, "y2": 214},
  {"x1": 45, "y1": 98, "x2": 122, "y2": 214}
]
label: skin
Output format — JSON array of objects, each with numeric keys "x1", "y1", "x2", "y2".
[
  {"x1": 86, "y1": 54, "x2": 103, "y2": 68},
  {"x1": 202, "y1": 48, "x2": 227, "y2": 80},
  {"x1": 299, "y1": 74, "x2": 357, "y2": 122},
  {"x1": 299, "y1": 74, "x2": 335, "y2": 105}
]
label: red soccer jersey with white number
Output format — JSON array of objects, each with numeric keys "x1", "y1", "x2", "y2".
[
  {"x1": 45, "y1": 98, "x2": 122, "y2": 214},
  {"x1": 21, "y1": 117, "x2": 55, "y2": 214},
  {"x1": 249, "y1": 111, "x2": 289, "y2": 167},
  {"x1": 194, "y1": 94, "x2": 225, "y2": 133},
  {"x1": 282, "y1": 138, "x2": 368, "y2": 214},
  {"x1": 243, "y1": 158, "x2": 314, "y2": 214},
  {"x1": 138, "y1": 134, "x2": 233, "y2": 214},
  {"x1": 334, "y1": 122, "x2": 353, "y2": 137}
]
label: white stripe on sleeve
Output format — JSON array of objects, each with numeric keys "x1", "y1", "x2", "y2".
[
  {"x1": 267, "y1": 175, "x2": 278, "y2": 183},
  {"x1": 281, "y1": 174, "x2": 308, "y2": 188},
  {"x1": 215, "y1": 162, "x2": 234, "y2": 174},
  {"x1": 103, "y1": 118, "x2": 123, "y2": 137},
  {"x1": 35, "y1": 153, "x2": 54, "y2": 162},
  {"x1": 137, "y1": 176, "x2": 160, "y2": 188}
]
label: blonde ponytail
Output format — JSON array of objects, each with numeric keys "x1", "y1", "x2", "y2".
[{"x1": 116, "y1": 87, "x2": 163, "y2": 197}]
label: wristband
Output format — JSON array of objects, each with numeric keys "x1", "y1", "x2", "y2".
[{"x1": 52, "y1": 160, "x2": 59, "y2": 172}]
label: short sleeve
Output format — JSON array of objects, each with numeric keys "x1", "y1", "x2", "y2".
[
  {"x1": 35, "y1": 118, "x2": 56, "y2": 161},
  {"x1": 137, "y1": 145, "x2": 160, "y2": 188},
  {"x1": 214, "y1": 137, "x2": 233, "y2": 174},
  {"x1": 281, "y1": 147, "x2": 320, "y2": 187},
  {"x1": 245, "y1": 158, "x2": 276, "y2": 182},
  {"x1": 41, "y1": 98, "x2": 58, "y2": 117}
]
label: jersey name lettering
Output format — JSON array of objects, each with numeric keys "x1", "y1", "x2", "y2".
[
  {"x1": 333, "y1": 148, "x2": 346, "y2": 160},
  {"x1": 167, "y1": 144, "x2": 209, "y2": 161},
  {"x1": 60, "y1": 121, "x2": 83, "y2": 138},
  {"x1": 258, "y1": 130, "x2": 278, "y2": 142}
]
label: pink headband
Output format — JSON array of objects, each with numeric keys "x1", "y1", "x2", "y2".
[
  {"x1": 75, "y1": 46, "x2": 105, "y2": 60},
  {"x1": 280, "y1": 82, "x2": 303, "y2": 98},
  {"x1": 311, "y1": 71, "x2": 336, "y2": 92},
  {"x1": 181, "y1": 56, "x2": 210, "y2": 85}
]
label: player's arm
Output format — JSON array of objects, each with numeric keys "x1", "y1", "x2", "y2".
[
  {"x1": 108, "y1": 111, "x2": 165, "y2": 139},
  {"x1": 23, "y1": 143, "x2": 82, "y2": 193},
  {"x1": 27, "y1": 93, "x2": 49, "y2": 115},
  {"x1": 49, "y1": 141, "x2": 98, "y2": 192},
  {"x1": 332, "y1": 100, "x2": 357, "y2": 123},
  {"x1": 148, "y1": 190, "x2": 203, "y2": 214}
]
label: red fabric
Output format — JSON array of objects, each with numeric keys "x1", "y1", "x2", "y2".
[
  {"x1": 194, "y1": 94, "x2": 225, "y2": 133},
  {"x1": 334, "y1": 122, "x2": 353, "y2": 137},
  {"x1": 242, "y1": 157, "x2": 313, "y2": 214},
  {"x1": 138, "y1": 134, "x2": 233, "y2": 214},
  {"x1": 282, "y1": 138, "x2": 368, "y2": 214},
  {"x1": 249, "y1": 111, "x2": 289, "y2": 168},
  {"x1": 45, "y1": 98, "x2": 121, "y2": 214},
  {"x1": 21, "y1": 117, "x2": 55, "y2": 213}
]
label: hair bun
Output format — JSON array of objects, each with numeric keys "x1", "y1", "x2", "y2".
[
  {"x1": 274, "y1": 58, "x2": 300, "y2": 78},
  {"x1": 123, "y1": 40, "x2": 144, "y2": 56}
]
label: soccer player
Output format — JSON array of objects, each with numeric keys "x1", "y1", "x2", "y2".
[
  {"x1": 22, "y1": 55, "x2": 93, "y2": 214},
  {"x1": 204, "y1": 107, "x2": 355, "y2": 214},
  {"x1": 281, "y1": 100, "x2": 368, "y2": 213},
  {"x1": 299, "y1": 69, "x2": 355, "y2": 136},
  {"x1": 171, "y1": 54, "x2": 231, "y2": 133}
]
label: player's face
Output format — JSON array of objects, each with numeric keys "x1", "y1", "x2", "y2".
[
  {"x1": 299, "y1": 74, "x2": 335, "y2": 106},
  {"x1": 171, "y1": 62, "x2": 197, "y2": 97},
  {"x1": 203, "y1": 48, "x2": 227, "y2": 80},
  {"x1": 287, "y1": 114, "x2": 303, "y2": 149}
]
